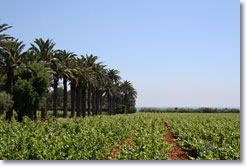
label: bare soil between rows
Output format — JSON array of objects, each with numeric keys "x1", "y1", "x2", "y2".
[
  {"x1": 163, "y1": 123, "x2": 190, "y2": 160},
  {"x1": 107, "y1": 136, "x2": 133, "y2": 160},
  {"x1": 106, "y1": 122, "x2": 191, "y2": 160}
]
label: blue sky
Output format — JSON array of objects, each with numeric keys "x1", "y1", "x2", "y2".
[{"x1": 1, "y1": 0, "x2": 240, "y2": 107}]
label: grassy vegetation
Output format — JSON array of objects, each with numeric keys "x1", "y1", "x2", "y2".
[
  {"x1": 0, "y1": 113, "x2": 169, "y2": 160},
  {"x1": 162, "y1": 113, "x2": 240, "y2": 160},
  {"x1": 0, "y1": 112, "x2": 240, "y2": 160}
]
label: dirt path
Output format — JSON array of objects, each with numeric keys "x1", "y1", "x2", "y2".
[
  {"x1": 106, "y1": 123, "x2": 190, "y2": 160},
  {"x1": 107, "y1": 136, "x2": 133, "y2": 160},
  {"x1": 163, "y1": 123, "x2": 190, "y2": 160}
]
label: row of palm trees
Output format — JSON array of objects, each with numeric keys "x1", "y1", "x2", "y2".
[{"x1": 0, "y1": 23, "x2": 137, "y2": 121}]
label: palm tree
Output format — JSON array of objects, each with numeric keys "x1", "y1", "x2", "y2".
[
  {"x1": 69, "y1": 57, "x2": 78, "y2": 118},
  {"x1": 73, "y1": 58, "x2": 82, "y2": 117},
  {"x1": 106, "y1": 69, "x2": 121, "y2": 115},
  {"x1": 72, "y1": 57, "x2": 84, "y2": 117},
  {"x1": 84, "y1": 54, "x2": 99, "y2": 116},
  {"x1": 0, "y1": 39, "x2": 26, "y2": 121},
  {"x1": 30, "y1": 38, "x2": 56, "y2": 64},
  {"x1": 30, "y1": 38, "x2": 56, "y2": 120},
  {"x1": 51, "y1": 58, "x2": 60, "y2": 118},
  {"x1": 93, "y1": 63, "x2": 107, "y2": 115},
  {"x1": 98, "y1": 69, "x2": 108, "y2": 115},
  {"x1": 111, "y1": 82, "x2": 121, "y2": 114},
  {"x1": 76, "y1": 56, "x2": 93, "y2": 117},
  {"x1": 56, "y1": 50, "x2": 76, "y2": 118},
  {"x1": 120, "y1": 80, "x2": 137, "y2": 114}
]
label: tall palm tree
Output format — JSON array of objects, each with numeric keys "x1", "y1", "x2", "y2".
[
  {"x1": 30, "y1": 38, "x2": 56, "y2": 120},
  {"x1": 73, "y1": 58, "x2": 82, "y2": 117},
  {"x1": 120, "y1": 80, "x2": 137, "y2": 114},
  {"x1": 93, "y1": 63, "x2": 107, "y2": 115},
  {"x1": 111, "y1": 82, "x2": 121, "y2": 114},
  {"x1": 106, "y1": 69, "x2": 121, "y2": 115},
  {"x1": 69, "y1": 56, "x2": 89, "y2": 118},
  {"x1": 84, "y1": 54, "x2": 99, "y2": 116},
  {"x1": 76, "y1": 56, "x2": 92, "y2": 117},
  {"x1": 98, "y1": 68, "x2": 108, "y2": 115},
  {"x1": 56, "y1": 50, "x2": 76, "y2": 118},
  {"x1": 0, "y1": 39, "x2": 26, "y2": 121},
  {"x1": 73, "y1": 57, "x2": 84, "y2": 117},
  {"x1": 51, "y1": 57, "x2": 60, "y2": 118},
  {"x1": 69, "y1": 58, "x2": 78, "y2": 118}
]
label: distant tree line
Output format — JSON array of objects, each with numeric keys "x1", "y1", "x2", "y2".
[
  {"x1": 0, "y1": 23, "x2": 137, "y2": 122},
  {"x1": 139, "y1": 107, "x2": 240, "y2": 113}
]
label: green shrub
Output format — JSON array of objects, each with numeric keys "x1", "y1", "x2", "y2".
[{"x1": 13, "y1": 62, "x2": 50, "y2": 121}]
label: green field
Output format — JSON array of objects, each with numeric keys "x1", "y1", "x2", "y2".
[
  {"x1": 0, "y1": 113, "x2": 240, "y2": 160},
  {"x1": 162, "y1": 113, "x2": 240, "y2": 160}
]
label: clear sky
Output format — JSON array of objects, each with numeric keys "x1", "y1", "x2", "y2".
[{"x1": 0, "y1": 0, "x2": 240, "y2": 107}]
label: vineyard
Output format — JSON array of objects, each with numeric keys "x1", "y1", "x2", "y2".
[
  {"x1": 163, "y1": 113, "x2": 240, "y2": 160},
  {"x1": 0, "y1": 113, "x2": 240, "y2": 160}
]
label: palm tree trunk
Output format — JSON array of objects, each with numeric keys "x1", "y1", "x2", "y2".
[
  {"x1": 126, "y1": 102, "x2": 130, "y2": 114},
  {"x1": 34, "y1": 109, "x2": 37, "y2": 122},
  {"x1": 102, "y1": 94, "x2": 106, "y2": 114},
  {"x1": 124, "y1": 94, "x2": 129, "y2": 114},
  {"x1": 108, "y1": 93, "x2": 111, "y2": 115},
  {"x1": 99, "y1": 91, "x2": 103, "y2": 115},
  {"x1": 28, "y1": 109, "x2": 34, "y2": 121},
  {"x1": 53, "y1": 74, "x2": 58, "y2": 117},
  {"x1": 112, "y1": 97, "x2": 115, "y2": 115},
  {"x1": 41, "y1": 100, "x2": 47, "y2": 120},
  {"x1": 95, "y1": 89, "x2": 99, "y2": 115},
  {"x1": 70, "y1": 79, "x2": 76, "y2": 118},
  {"x1": 115, "y1": 98, "x2": 118, "y2": 114},
  {"x1": 92, "y1": 87, "x2": 96, "y2": 116},
  {"x1": 63, "y1": 76, "x2": 68, "y2": 118},
  {"x1": 76, "y1": 82, "x2": 81, "y2": 117},
  {"x1": 87, "y1": 85, "x2": 91, "y2": 116},
  {"x1": 5, "y1": 69, "x2": 14, "y2": 121},
  {"x1": 17, "y1": 110, "x2": 23, "y2": 122},
  {"x1": 81, "y1": 85, "x2": 86, "y2": 117}
]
